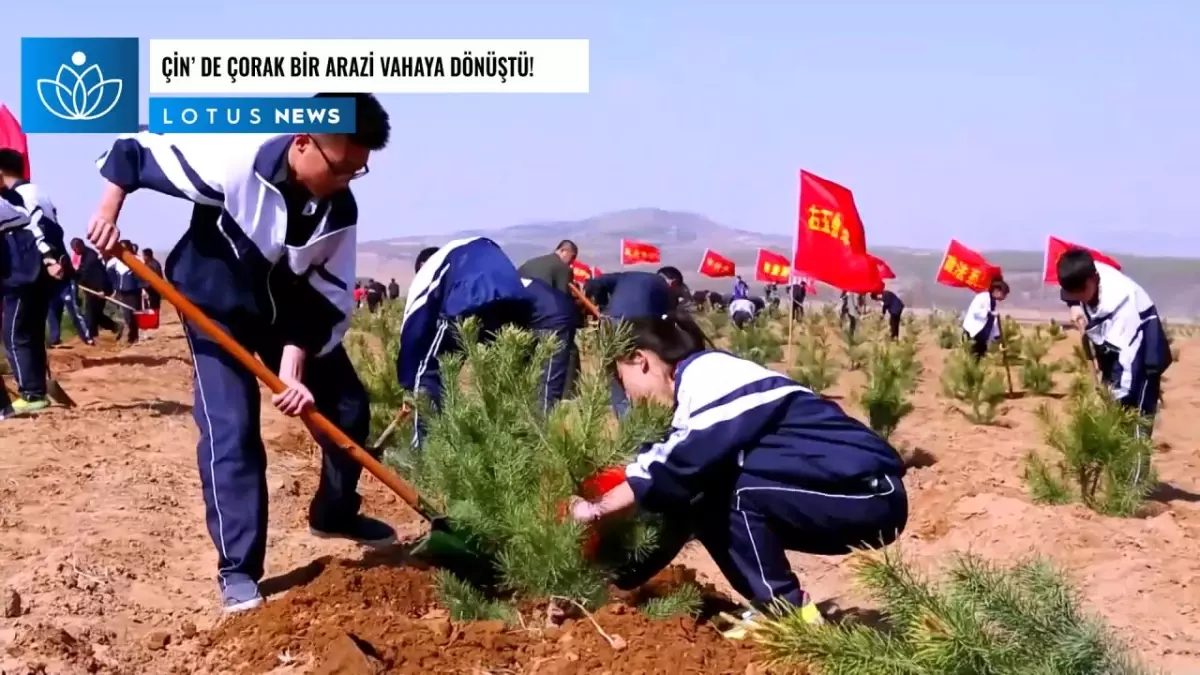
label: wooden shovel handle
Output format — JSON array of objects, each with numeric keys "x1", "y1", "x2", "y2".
[
  {"x1": 569, "y1": 283, "x2": 601, "y2": 319},
  {"x1": 116, "y1": 249, "x2": 425, "y2": 511},
  {"x1": 77, "y1": 284, "x2": 137, "y2": 311}
]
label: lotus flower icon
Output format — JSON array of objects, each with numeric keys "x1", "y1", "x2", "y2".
[{"x1": 36, "y1": 51, "x2": 123, "y2": 122}]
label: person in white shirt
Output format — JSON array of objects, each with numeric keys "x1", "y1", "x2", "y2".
[
  {"x1": 961, "y1": 277, "x2": 1009, "y2": 360},
  {"x1": 1057, "y1": 250, "x2": 1171, "y2": 439},
  {"x1": 729, "y1": 295, "x2": 757, "y2": 329}
]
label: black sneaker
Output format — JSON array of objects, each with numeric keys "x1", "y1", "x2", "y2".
[{"x1": 309, "y1": 515, "x2": 397, "y2": 548}]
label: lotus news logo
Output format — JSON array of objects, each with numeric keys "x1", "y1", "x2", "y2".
[
  {"x1": 37, "y1": 51, "x2": 124, "y2": 122},
  {"x1": 21, "y1": 37, "x2": 140, "y2": 134}
]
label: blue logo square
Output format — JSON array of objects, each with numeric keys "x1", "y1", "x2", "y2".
[{"x1": 21, "y1": 37, "x2": 140, "y2": 134}]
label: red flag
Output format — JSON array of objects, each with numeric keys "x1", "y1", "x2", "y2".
[
  {"x1": 698, "y1": 248, "x2": 736, "y2": 278},
  {"x1": 755, "y1": 249, "x2": 791, "y2": 284},
  {"x1": 571, "y1": 260, "x2": 593, "y2": 284},
  {"x1": 869, "y1": 254, "x2": 896, "y2": 280},
  {"x1": 620, "y1": 239, "x2": 661, "y2": 265},
  {"x1": 793, "y1": 170, "x2": 883, "y2": 293},
  {"x1": 593, "y1": 266, "x2": 604, "y2": 277},
  {"x1": 1043, "y1": 236, "x2": 1121, "y2": 285},
  {"x1": 0, "y1": 105, "x2": 30, "y2": 180},
  {"x1": 936, "y1": 239, "x2": 1001, "y2": 292}
]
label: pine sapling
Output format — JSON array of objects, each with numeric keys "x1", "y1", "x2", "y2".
[
  {"x1": 1020, "y1": 326, "x2": 1061, "y2": 396},
  {"x1": 858, "y1": 345, "x2": 914, "y2": 440},
  {"x1": 1024, "y1": 374, "x2": 1157, "y2": 517},
  {"x1": 844, "y1": 326, "x2": 869, "y2": 371},
  {"x1": 936, "y1": 322, "x2": 960, "y2": 350},
  {"x1": 754, "y1": 546, "x2": 1155, "y2": 675},
  {"x1": 788, "y1": 313, "x2": 841, "y2": 396},
  {"x1": 728, "y1": 315, "x2": 784, "y2": 366},
  {"x1": 941, "y1": 345, "x2": 1007, "y2": 425}
]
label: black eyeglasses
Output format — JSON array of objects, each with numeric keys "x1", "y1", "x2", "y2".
[{"x1": 308, "y1": 135, "x2": 369, "y2": 180}]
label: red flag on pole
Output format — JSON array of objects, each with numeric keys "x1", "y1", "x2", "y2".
[
  {"x1": 936, "y1": 239, "x2": 1001, "y2": 292},
  {"x1": 755, "y1": 249, "x2": 791, "y2": 284},
  {"x1": 869, "y1": 254, "x2": 896, "y2": 280},
  {"x1": 620, "y1": 239, "x2": 661, "y2": 265},
  {"x1": 0, "y1": 105, "x2": 30, "y2": 180},
  {"x1": 1043, "y1": 236, "x2": 1121, "y2": 285},
  {"x1": 571, "y1": 260, "x2": 593, "y2": 284},
  {"x1": 698, "y1": 248, "x2": 736, "y2": 278},
  {"x1": 792, "y1": 170, "x2": 883, "y2": 293}
]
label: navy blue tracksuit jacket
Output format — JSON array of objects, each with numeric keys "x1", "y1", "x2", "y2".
[
  {"x1": 96, "y1": 132, "x2": 370, "y2": 588},
  {"x1": 625, "y1": 350, "x2": 908, "y2": 608},
  {"x1": 397, "y1": 237, "x2": 579, "y2": 445},
  {"x1": 1, "y1": 182, "x2": 65, "y2": 400}
]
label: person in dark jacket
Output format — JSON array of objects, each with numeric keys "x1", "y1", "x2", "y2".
[
  {"x1": 386, "y1": 278, "x2": 400, "y2": 300},
  {"x1": 86, "y1": 93, "x2": 398, "y2": 613},
  {"x1": 567, "y1": 294, "x2": 907, "y2": 634},
  {"x1": 140, "y1": 248, "x2": 163, "y2": 310},
  {"x1": 789, "y1": 281, "x2": 807, "y2": 320},
  {"x1": 106, "y1": 252, "x2": 141, "y2": 344},
  {"x1": 872, "y1": 288, "x2": 905, "y2": 340},
  {"x1": 398, "y1": 238, "x2": 579, "y2": 444},
  {"x1": 518, "y1": 240, "x2": 577, "y2": 294},
  {"x1": 1, "y1": 150, "x2": 69, "y2": 413},
  {"x1": 71, "y1": 239, "x2": 121, "y2": 340},
  {"x1": 583, "y1": 271, "x2": 679, "y2": 419},
  {"x1": 1058, "y1": 250, "x2": 1171, "y2": 442},
  {"x1": 364, "y1": 278, "x2": 383, "y2": 312}
]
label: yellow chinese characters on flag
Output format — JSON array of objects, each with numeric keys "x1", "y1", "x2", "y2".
[
  {"x1": 620, "y1": 238, "x2": 661, "y2": 265},
  {"x1": 935, "y1": 239, "x2": 1001, "y2": 293},
  {"x1": 698, "y1": 248, "x2": 736, "y2": 278},
  {"x1": 571, "y1": 260, "x2": 593, "y2": 284},
  {"x1": 755, "y1": 248, "x2": 790, "y2": 284}
]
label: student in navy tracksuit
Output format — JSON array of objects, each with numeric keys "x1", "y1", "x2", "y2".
[
  {"x1": 86, "y1": 94, "x2": 397, "y2": 613},
  {"x1": 568, "y1": 293, "x2": 908, "y2": 630},
  {"x1": 397, "y1": 238, "x2": 579, "y2": 445},
  {"x1": 583, "y1": 270, "x2": 680, "y2": 418},
  {"x1": 0, "y1": 149, "x2": 71, "y2": 414},
  {"x1": 1057, "y1": 250, "x2": 1171, "y2": 442},
  {"x1": 0, "y1": 194, "x2": 37, "y2": 419},
  {"x1": 872, "y1": 288, "x2": 905, "y2": 340},
  {"x1": 961, "y1": 277, "x2": 1010, "y2": 360}
]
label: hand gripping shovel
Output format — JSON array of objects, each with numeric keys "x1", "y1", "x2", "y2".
[{"x1": 116, "y1": 249, "x2": 495, "y2": 585}]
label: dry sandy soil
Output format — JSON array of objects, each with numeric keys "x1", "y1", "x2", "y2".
[{"x1": 1, "y1": 311, "x2": 1198, "y2": 674}]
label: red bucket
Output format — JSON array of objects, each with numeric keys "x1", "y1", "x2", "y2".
[{"x1": 135, "y1": 309, "x2": 160, "y2": 330}]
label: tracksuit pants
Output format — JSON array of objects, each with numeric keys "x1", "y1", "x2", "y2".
[
  {"x1": 535, "y1": 327, "x2": 576, "y2": 413},
  {"x1": 2, "y1": 282, "x2": 52, "y2": 400},
  {"x1": 48, "y1": 281, "x2": 92, "y2": 344},
  {"x1": 183, "y1": 317, "x2": 373, "y2": 587},
  {"x1": 613, "y1": 472, "x2": 908, "y2": 609},
  {"x1": 82, "y1": 294, "x2": 120, "y2": 338},
  {"x1": 888, "y1": 310, "x2": 902, "y2": 340}
]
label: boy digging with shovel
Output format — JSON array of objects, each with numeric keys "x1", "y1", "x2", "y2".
[{"x1": 87, "y1": 94, "x2": 398, "y2": 613}]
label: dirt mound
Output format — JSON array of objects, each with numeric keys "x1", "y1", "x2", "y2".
[{"x1": 201, "y1": 558, "x2": 760, "y2": 675}]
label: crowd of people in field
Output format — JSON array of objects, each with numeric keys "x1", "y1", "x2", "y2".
[{"x1": 0, "y1": 93, "x2": 1170, "y2": 637}]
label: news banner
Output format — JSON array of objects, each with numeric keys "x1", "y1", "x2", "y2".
[{"x1": 18, "y1": 37, "x2": 591, "y2": 134}]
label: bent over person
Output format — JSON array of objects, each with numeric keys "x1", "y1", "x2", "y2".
[{"x1": 86, "y1": 94, "x2": 398, "y2": 613}]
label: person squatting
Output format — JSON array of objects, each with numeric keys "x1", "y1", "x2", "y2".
[
  {"x1": 396, "y1": 237, "x2": 581, "y2": 446},
  {"x1": 85, "y1": 93, "x2": 399, "y2": 613},
  {"x1": 566, "y1": 286, "x2": 909, "y2": 633}
]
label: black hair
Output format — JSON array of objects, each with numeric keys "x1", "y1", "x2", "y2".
[
  {"x1": 70, "y1": 237, "x2": 84, "y2": 248},
  {"x1": 0, "y1": 149, "x2": 25, "y2": 178},
  {"x1": 656, "y1": 266, "x2": 684, "y2": 285},
  {"x1": 415, "y1": 246, "x2": 439, "y2": 272},
  {"x1": 989, "y1": 276, "x2": 1010, "y2": 295},
  {"x1": 619, "y1": 311, "x2": 712, "y2": 367},
  {"x1": 313, "y1": 93, "x2": 390, "y2": 151},
  {"x1": 1057, "y1": 249, "x2": 1097, "y2": 293},
  {"x1": 143, "y1": 248, "x2": 154, "y2": 257},
  {"x1": 555, "y1": 239, "x2": 578, "y2": 255}
]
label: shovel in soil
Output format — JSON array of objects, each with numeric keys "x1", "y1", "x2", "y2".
[{"x1": 115, "y1": 248, "x2": 496, "y2": 585}]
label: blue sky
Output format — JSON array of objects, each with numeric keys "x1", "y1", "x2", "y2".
[{"x1": 2, "y1": 1, "x2": 1197, "y2": 256}]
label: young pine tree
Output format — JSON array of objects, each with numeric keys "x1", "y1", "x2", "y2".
[
  {"x1": 858, "y1": 345, "x2": 914, "y2": 440},
  {"x1": 379, "y1": 319, "x2": 675, "y2": 612},
  {"x1": 728, "y1": 315, "x2": 784, "y2": 366},
  {"x1": 1024, "y1": 374, "x2": 1157, "y2": 517},
  {"x1": 788, "y1": 311, "x2": 841, "y2": 396},
  {"x1": 754, "y1": 547, "x2": 1156, "y2": 675},
  {"x1": 1020, "y1": 326, "x2": 1061, "y2": 397},
  {"x1": 941, "y1": 344, "x2": 1008, "y2": 425}
]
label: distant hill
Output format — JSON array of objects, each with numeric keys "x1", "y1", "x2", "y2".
[{"x1": 357, "y1": 208, "x2": 1200, "y2": 319}]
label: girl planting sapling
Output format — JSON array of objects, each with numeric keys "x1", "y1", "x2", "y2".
[{"x1": 569, "y1": 291, "x2": 909, "y2": 636}]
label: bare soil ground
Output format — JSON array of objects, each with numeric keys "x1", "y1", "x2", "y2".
[{"x1": 2, "y1": 313, "x2": 1198, "y2": 673}]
